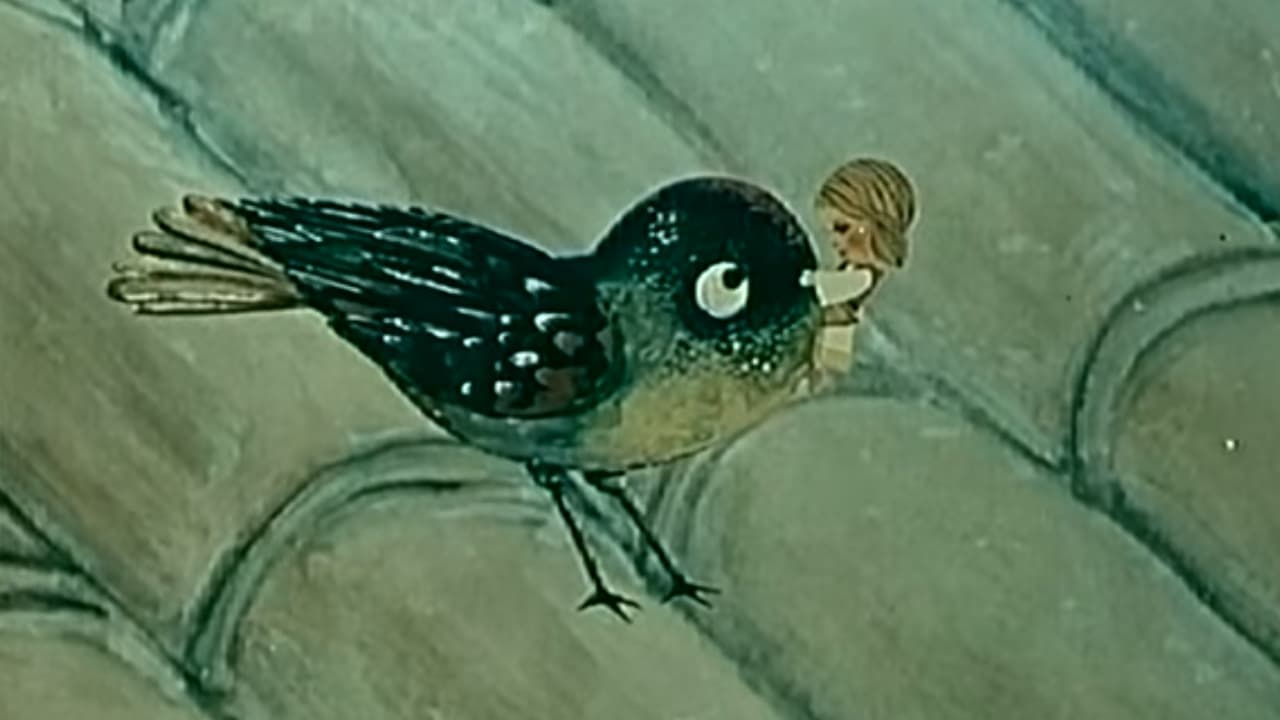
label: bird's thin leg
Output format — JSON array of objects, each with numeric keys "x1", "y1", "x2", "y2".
[
  {"x1": 527, "y1": 463, "x2": 639, "y2": 621},
  {"x1": 583, "y1": 471, "x2": 720, "y2": 607}
]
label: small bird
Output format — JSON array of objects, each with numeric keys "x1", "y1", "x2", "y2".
[{"x1": 106, "y1": 176, "x2": 837, "y2": 620}]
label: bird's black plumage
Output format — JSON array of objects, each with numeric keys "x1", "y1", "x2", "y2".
[
  {"x1": 231, "y1": 198, "x2": 620, "y2": 419},
  {"x1": 224, "y1": 177, "x2": 818, "y2": 429}
]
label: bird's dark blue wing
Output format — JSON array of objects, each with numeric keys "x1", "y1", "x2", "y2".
[{"x1": 231, "y1": 197, "x2": 620, "y2": 418}]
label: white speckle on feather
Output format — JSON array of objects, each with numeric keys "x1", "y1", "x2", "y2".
[
  {"x1": 433, "y1": 264, "x2": 463, "y2": 282},
  {"x1": 511, "y1": 350, "x2": 539, "y2": 368},
  {"x1": 534, "y1": 312, "x2": 569, "y2": 331},
  {"x1": 525, "y1": 277, "x2": 554, "y2": 293}
]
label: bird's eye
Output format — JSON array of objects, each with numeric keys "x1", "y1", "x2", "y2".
[{"x1": 694, "y1": 261, "x2": 750, "y2": 319}]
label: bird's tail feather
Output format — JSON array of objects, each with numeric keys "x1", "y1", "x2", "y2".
[{"x1": 106, "y1": 195, "x2": 302, "y2": 315}]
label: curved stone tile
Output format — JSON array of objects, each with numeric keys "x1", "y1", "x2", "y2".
[
  {"x1": 648, "y1": 397, "x2": 1280, "y2": 718},
  {"x1": 0, "y1": 628, "x2": 206, "y2": 720},
  {"x1": 1013, "y1": 0, "x2": 1280, "y2": 219},
  {"x1": 1109, "y1": 292, "x2": 1280, "y2": 657},
  {"x1": 36, "y1": 0, "x2": 213, "y2": 71},
  {"x1": 0, "y1": 496, "x2": 52, "y2": 563},
  {"x1": 0, "y1": 4, "x2": 422, "y2": 647},
  {"x1": 1072, "y1": 247, "x2": 1280, "y2": 661},
  {"x1": 154, "y1": 0, "x2": 705, "y2": 251},
  {"x1": 184, "y1": 440, "x2": 534, "y2": 694},
  {"x1": 545, "y1": 0, "x2": 1271, "y2": 457},
  {"x1": 0, "y1": 520, "x2": 42, "y2": 562},
  {"x1": 223, "y1": 500, "x2": 782, "y2": 720}
]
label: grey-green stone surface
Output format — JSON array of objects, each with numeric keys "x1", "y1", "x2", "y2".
[{"x1": 2, "y1": 0, "x2": 1279, "y2": 717}]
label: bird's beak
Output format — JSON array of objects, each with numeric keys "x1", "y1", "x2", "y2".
[{"x1": 799, "y1": 267, "x2": 875, "y2": 307}]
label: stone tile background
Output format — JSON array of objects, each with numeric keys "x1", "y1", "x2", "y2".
[{"x1": 1, "y1": 0, "x2": 1279, "y2": 718}]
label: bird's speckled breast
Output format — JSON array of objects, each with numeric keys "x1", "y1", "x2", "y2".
[
  {"x1": 428, "y1": 283, "x2": 820, "y2": 472},
  {"x1": 576, "y1": 331, "x2": 817, "y2": 470}
]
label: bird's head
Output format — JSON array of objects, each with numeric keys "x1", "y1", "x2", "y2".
[{"x1": 590, "y1": 176, "x2": 821, "y2": 382}]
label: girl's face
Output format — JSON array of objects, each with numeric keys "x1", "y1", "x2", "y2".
[{"x1": 815, "y1": 203, "x2": 899, "y2": 272}]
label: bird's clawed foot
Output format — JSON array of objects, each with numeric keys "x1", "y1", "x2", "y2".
[
  {"x1": 530, "y1": 463, "x2": 644, "y2": 623},
  {"x1": 533, "y1": 463, "x2": 722, "y2": 621},
  {"x1": 662, "y1": 575, "x2": 720, "y2": 607},
  {"x1": 584, "y1": 470, "x2": 721, "y2": 610},
  {"x1": 577, "y1": 586, "x2": 641, "y2": 622}
]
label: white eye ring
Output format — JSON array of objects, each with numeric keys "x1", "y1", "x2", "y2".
[{"x1": 694, "y1": 261, "x2": 750, "y2": 319}]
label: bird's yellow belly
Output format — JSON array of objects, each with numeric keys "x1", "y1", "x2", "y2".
[
  {"x1": 576, "y1": 364, "x2": 801, "y2": 470},
  {"x1": 431, "y1": 336, "x2": 813, "y2": 472}
]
